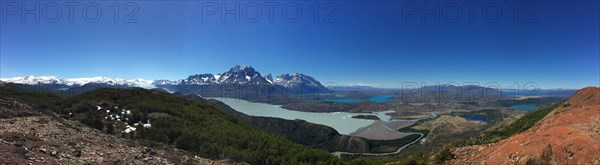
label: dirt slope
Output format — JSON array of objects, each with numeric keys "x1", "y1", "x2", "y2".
[{"x1": 451, "y1": 87, "x2": 600, "y2": 164}]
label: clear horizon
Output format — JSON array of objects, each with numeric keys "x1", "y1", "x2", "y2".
[
  {"x1": 1, "y1": 1, "x2": 599, "y2": 89},
  {"x1": 0, "y1": 73, "x2": 589, "y2": 90}
]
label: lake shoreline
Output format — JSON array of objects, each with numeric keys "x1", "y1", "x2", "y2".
[{"x1": 210, "y1": 97, "x2": 404, "y2": 135}]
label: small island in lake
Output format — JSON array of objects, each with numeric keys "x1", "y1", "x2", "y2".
[{"x1": 351, "y1": 115, "x2": 380, "y2": 120}]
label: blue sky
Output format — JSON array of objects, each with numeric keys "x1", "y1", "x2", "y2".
[{"x1": 1, "y1": 0, "x2": 599, "y2": 89}]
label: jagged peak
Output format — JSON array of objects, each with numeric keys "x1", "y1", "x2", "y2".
[
  {"x1": 227, "y1": 65, "x2": 254, "y2": 72},
  {"x1": 265, "y1": 73, "x2": 274, "y2": 84}
]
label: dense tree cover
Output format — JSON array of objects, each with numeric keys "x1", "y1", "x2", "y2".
[{"x1": 0, "y1": 83, "x2": 63, "y2": 109}]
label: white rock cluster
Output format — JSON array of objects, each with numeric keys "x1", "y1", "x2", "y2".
[{"x1": 95, "y1": 105, "x2": 151, "y2": 134}]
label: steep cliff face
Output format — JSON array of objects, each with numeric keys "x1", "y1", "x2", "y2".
[{"x1": 452, "y1": 87, "x2": 600, "y2": 164}]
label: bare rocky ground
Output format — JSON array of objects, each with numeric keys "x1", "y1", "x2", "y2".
[{"x1": 0, "y1": 97, "x2": 245, "y2": 165}]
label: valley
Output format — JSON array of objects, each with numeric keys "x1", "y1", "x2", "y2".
[{"x1": 0, "y1": 65, "x2": 592, "y2": 164}]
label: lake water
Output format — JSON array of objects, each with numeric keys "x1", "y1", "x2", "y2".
[
  {"x1": 509, "y1": 104, "x2": 537, "y2": 111},
  {"x1": 463, "y1": 115, "x2": 489, "y2": 122},
  {"x1": 321, "y1": 95, "x2": 394, "y2": 103},
  {"x1": 211, "y1": 97, "x2": 400, "y2": 135}
]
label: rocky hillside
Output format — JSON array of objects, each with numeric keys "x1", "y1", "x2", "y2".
[
  {"x1": 451, "y1": 87, "x2": 600, "y2": 164},
  {"x1": 0, "y1": 97, "x2": 228, "y2": 164},
  {"x1": 0, "y1": 97, "x2": 40, "y2": 118}
]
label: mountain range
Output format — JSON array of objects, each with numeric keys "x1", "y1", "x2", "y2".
[
  {"x1": 0, "y1": 76, "x2": 154, "y2": 87},
  {"x1": 0, "y1": 65, "x2": 330, "y2": 98},
  {"x1": 157, "y1": 65, "x2": 326, "y2": 89}
]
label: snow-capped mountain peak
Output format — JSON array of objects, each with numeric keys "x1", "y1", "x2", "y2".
[
  {"x1": 274, "y1": 73, "x2": 325, "y2": 88},
  {"x1": 0, "y1": 75, "x2": 154, "y2": 87},
  {"x1": 0, "y1": 75, "x2": 67, "y2": 85},
  {"x1": 153, "y1": 79, "x2": 178, "y2": 85},
  {"x1": 180, "y1": 74, "x2": 217, "y2": 85},
  {"x1": 217, "y1": 65, "x2": 269, "y2": 85},
  {"x1": 2, "y1": 65, "x2": 330, "y2": 93},
  {"x1": 227, "y1": 64, "x2": 252, "y2": 72}
]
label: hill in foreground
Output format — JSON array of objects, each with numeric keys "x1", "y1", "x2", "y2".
[
  {"x1": 0, "y1": 97, "x2": 226, "y2": 164},
  {"x1": 451, "y1": 87, "x2": 600, "y2": 164}
]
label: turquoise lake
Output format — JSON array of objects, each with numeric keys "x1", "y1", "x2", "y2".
[
  {"x1": 210, "y1": 97, "x2": 412, "y2": 135},
  {"x1": 509, "y1": 104, "x2": 537, "y2": 111}
]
